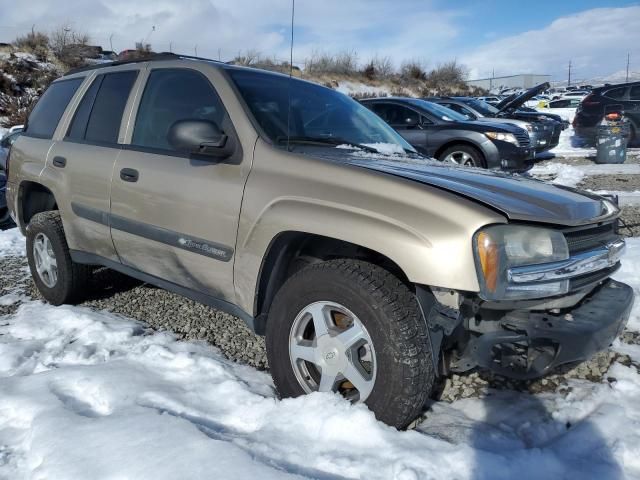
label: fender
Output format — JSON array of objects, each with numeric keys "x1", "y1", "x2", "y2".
[{"x1": 233, "y1": 140, "x2": 506, "y2": 315}]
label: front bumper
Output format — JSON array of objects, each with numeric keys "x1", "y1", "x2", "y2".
[
  {"x1": 494, "y1": 142, "x2": 534, "y2": 172},
  {"x1": 453, "y1": 279, "x2": 633, "y2": 380}
]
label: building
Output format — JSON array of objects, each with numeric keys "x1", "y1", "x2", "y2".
[{"x1": 466, "y1": 74, "x2": 552, "y2": 92}]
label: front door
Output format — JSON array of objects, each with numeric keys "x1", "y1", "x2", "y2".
[{"x1": 109, "y1": 66, "x2": 249, "y2": 303}]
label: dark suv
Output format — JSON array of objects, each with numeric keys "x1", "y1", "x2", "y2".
[
  {"x1": 361, "y1": 97, "x2": 534, "y2": 171},
  {"x1": 574, "y1": 81, "x2": 640, "y2": 145}
]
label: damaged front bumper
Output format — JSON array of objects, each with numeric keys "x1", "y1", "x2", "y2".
[{"x1": 451, "y1": 279, "x2": 633, "y2": 380}]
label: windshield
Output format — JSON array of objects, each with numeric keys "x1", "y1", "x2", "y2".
[
  {"x1": 227, "y1": 68, "x2": 414, "y2": 153},
  {"x1": 461, "y1": 98, "x2": 499, "y2": 116},
  {"x1": 405, "y1": 99, "x2": 469, "y2": 122}
]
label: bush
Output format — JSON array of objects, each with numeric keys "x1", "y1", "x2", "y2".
[
  {"x1": 0, "y1": 91, "x2": 38, "y2": 128},
  {"x1": 424, "y1": 61, "x2": 468, "y2": 90},
  {"x1": 305, "y1": 50, "x2": 359, "y2": 75},
  {"x1": 50, "y1": 26, "x2": 92, "y2": 68},
  {"x1": 14, "y1": 30, "x2": 49, "y2": 62},
  {"x1": 400, "y1": 59, "x2": 427, "y2": 81}
]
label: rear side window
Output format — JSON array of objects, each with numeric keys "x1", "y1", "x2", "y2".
[
  {"x1": 605, "y1": 87, "x2": 626, "y2": 100},
  {"x1": 67, "y1": 71, "x2": 138, "y2": 144},
  {"x1": 25, "y1": 78, "x2": 83, "y2": 139},
  {"x1": 630, "y1": 86, "x2": 640, "y2": 101},
  {"x1": 132, "y1": 69, "x2": 226, "y2": 151},
  {"x1": 370, "y1": 103, "x2": 420, "y2": 128}
]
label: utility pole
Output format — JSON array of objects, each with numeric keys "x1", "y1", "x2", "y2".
[
  {"x1": 109, "y1": 33, "x2": 113, "y2": 52},
  {"x1": 568, "y1": 60, "x2": 572, "y2": 86},
  {"x1": 169, "y1": 41, "x2": 173, "y2": 53},
  {"x1": 218, "y1": 48, "x2": 221, "y2": 61},
  {"x1": 627, "y1": 53, "x2": 631, "y2": 83},
  {"x1": 194, "y1": 45, "x2": 198, "y2": 56}
]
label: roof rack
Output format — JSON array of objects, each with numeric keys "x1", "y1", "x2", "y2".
[{"x1": 63, "y1": 52, "x2": 224, "y2": 76}]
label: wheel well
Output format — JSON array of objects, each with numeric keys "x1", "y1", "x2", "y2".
[
  {"x1": 254, "y1": 232, "x2": 410, "y2": 330},
  {"x1": 434, "y1": 141, "x2": 484, "y2": 162},
  {"x1": 19, "y1": 181, "x2": 58, "y2": 230}
]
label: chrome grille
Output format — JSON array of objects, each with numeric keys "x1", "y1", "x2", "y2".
[{"x1": 563, "y1": 222, "x2": 618, "y2": 254}]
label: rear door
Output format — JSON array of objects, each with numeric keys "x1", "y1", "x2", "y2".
[
  {"x1": 628, "y1": 85, "x2": 640, "y2": 134},
  {"x1": 45, "y1": 69, "x2": 140, "y2": 261},
  {"x1": 109, "y1": 65, "x2": 249, "y2": 303}
]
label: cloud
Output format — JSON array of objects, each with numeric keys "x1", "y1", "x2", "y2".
[
  {"x1": 0, "y1": 0, "x2": 462, "y2": 66},
  {"x1": 461, "y1": 6, "x2": 640, "y2": 81}
]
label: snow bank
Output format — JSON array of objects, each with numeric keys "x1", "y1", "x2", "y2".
[
  {"x1": 335, "y1": 81, "x2": 390, "y2": 97},
  {"x1": 0, "y1": 227, "x2": 25, "y2": 257},
  {"x1": 2, "y1": 237, "x2": 640, "y2": 478}
]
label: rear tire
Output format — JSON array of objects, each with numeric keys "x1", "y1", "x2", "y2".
[
  {"x1": 266, "y1": 259, "x2": 435, "y2": 429},
  {"x1": 26, "y1": 211, "x2": 90, "y2": 305},
  {"x1": 438, "y1": 144, "x2": 486, "y2": 168}
]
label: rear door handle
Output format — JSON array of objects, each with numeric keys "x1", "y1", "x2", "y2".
[
  {"x1": 52, "y1": 156, "x2": 66, "y2": 168},
  {"x1": 120, "y1": 168, "x2": 139, "y2": 182}
]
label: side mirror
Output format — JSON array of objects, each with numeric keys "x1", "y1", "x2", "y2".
[{"x1": 167, "y1": 119, "x2": 234, "y2": 159}]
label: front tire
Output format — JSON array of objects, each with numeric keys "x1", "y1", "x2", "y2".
[
  {"x1": 26, "y1": 211, "x2": 90, "y2": 305},
  {"x1": 438, "y1": 144, "x2": 486, "y2": 168},
  {"x1": 266, "y1": 259, "x2": 435, "y2": 429}
]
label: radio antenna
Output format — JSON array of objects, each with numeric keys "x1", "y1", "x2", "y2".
[{"x1": 286, "y1": 0, "x2": 295, "y2": 151}]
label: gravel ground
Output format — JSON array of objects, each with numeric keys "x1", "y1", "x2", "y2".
[
  {"x1": 579, "y1": 174, "x2": 640, "y2": 192},
  {"x1": 1, "y1": 250, "x2": 638, "y2": 403}
]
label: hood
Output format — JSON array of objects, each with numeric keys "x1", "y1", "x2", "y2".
[
  {"x1": 496, "y1": 82, "x2": 550, "y2": 113},
  {"x1": 310, "y1": 150, "x2": 614, "y2": 227}
]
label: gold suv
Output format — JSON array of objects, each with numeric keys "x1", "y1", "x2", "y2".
[{"x1": 6, "y1": 54, "x2": 633, "y2": 428}]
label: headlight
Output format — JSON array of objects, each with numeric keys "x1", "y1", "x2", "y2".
[
  {"x1": 523, "y1": 123, "x2": 534, "y2": 132},
  {"x1": 485, "y1": 132, "x2": 519, "y2": 146},
  {"x1": 474, "y1": 225, "x2": 569, "y2": 300}
]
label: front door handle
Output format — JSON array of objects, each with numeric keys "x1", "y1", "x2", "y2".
[
  {"x1": 120, "y1": 168, "x2": 139, "y2": 182},
  {"x1": 52, "y1": 156, "x2": 67, "y2": 168}
]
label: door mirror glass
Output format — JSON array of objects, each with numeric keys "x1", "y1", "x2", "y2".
[{"x1": 167, "y1": 119, "x2": 233, "y2": 158}]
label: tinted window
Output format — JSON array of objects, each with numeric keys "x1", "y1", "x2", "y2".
[
  {"x1": 630, "y1": 86, "x2": 640, "y2": 101},
  {"x1": 228, "y1": 69, "x2": 414, "y2": 150},
  {"x1": 132, "y1": 69, "x2": 226, "y2": 151},
  {"x1": 67, "y1": 76, "x2": 102, "y2": 140},
  {"x1": 444, "y1": 103, "x2": 476, "y2": 119},
  {"x1": 25, "y1": 78, "x2": 83, "y2": 138},
  {"x1": 406, "y1": 99, "x2": 469, "y2": 122},
  {"x1": 368, "y1": 103, "x2": 420, "y2": 128},
  {"x1": 605, "y1": 87, "x2": 626, "y2": 100},
  {"x1": 86, "y1": 71, "x2": 137, "y2": 144}
]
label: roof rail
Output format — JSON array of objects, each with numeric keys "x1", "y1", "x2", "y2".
[{"x1": 63, "y1": 52, "x2": 224, "y2": 76}]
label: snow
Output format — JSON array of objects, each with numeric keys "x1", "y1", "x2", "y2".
[
  {"x1": 2, "y1": 226, "x2": 640, "y2": 478},
  {"x1": 335, "y1": 81, "x2": 390, "y2": 97}
]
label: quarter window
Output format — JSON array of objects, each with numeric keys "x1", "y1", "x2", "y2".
[
  {"x1": 25, "y1": 78, "x2": 83, "y2": 139},
  {"x1": 630, "y1": 86, "x2": 640, "y2": 101},
  {"x1": 132, "y1": 69, "x2": 226, "y2": 151}
]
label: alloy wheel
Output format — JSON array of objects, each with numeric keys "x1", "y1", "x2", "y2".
[
  {"x1": 288, "y1": 301, "x2": 377, "y2": 402},
  {"x1": 33, "y1": 232, "x2": 58, "y2": 288}
]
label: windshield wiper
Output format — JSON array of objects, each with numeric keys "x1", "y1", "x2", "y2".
[{"x1": 275, "y1": 136, "x2": 380, "y2": 154}]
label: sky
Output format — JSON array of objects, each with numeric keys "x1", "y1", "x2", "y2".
[{"x1": 0, "y1": 0, "x2": 638, "y2": 81}]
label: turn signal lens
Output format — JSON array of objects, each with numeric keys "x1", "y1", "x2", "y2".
[{"x1": 476, "y1": 231, "x2": 499, "y2": 293}]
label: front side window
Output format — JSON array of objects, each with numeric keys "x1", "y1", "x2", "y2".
[
  {"x1": 25, "y1": 78, "x2": 83, "y2": 139},
  {"x1": 227, "y1": 68, "x2": 413, "y2": 151},
  {"x1": 407, "y1": 99, "x2": 469, "y2": 122},
  {"x1": 132, "y1": 69, "x2": 226, "y2": 151}
]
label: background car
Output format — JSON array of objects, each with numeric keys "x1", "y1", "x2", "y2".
[
  {"x1": 361, "y1": 97, "x2": 534, "y2": 171},
  {"x1": 0, "y1": 172, "x2": 13, "y2": 229},
  {"x1": 0, "y1": 129, "x2": 22, "y2": 171},
  {"x1": 426, "y1": 96, "x2": 558, "y2": 154},
  {"x1": 545, "y1": 98, "x2": 582, "y2": 108},
  {"x1": 573, "y1": 81, "x2": 640, "y2": 145}
]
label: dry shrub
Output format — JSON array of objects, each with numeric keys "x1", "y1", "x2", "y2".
[
  {"x1": 50, "y1": 26, "x2": 93, "y2": 68},
  {"x1": 0, "y1": 92, "x2": 38, "y2": 128},
  {"x1": 424, "y1": 61, "x2": 468, "y2": 91},
  {"x1": 14, "y1": 30, "x2": 49, "y2": 62},
  {"x1": 305, "y1": 50, "x2": 359, "y2": 75},
  {"x1": 400, "y1": 59, "x2": 427, "y2": 81}
]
